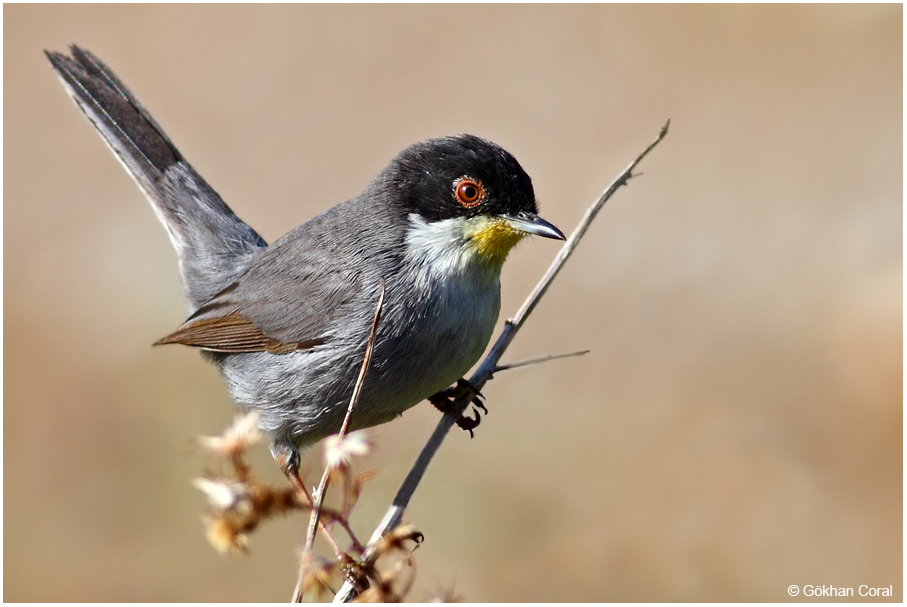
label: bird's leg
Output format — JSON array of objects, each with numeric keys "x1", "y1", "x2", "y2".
[
  {"x1": 273, "y1": 442, "x2": 314, "y2": 505},
  {"x1": 428, "y1": 378, "x2": 487, "y2": 438}
]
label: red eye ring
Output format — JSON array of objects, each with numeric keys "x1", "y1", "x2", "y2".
[{"x1": 453, "y1": 176, "x2": 485, "y2": 208}]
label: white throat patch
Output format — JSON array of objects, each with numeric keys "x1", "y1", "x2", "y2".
[{"x1": 403, "y1": 213, "x2": 505, "y2": 283}]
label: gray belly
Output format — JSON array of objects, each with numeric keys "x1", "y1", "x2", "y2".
[{"x1": 213, "y1": 270, "x2": 501, "y2": 450}]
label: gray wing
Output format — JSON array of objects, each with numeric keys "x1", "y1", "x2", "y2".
[{"x1": 157, "y1": 202, "x2": 391, "y2": 353}]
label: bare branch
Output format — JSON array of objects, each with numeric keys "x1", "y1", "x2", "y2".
[
  {"x1": 334, "y1": 121, "x2": 669, "y2": 602},
  {"x1": 492, "y1": 349, "x2": 590, "y2": 373},
  {"x1": 295, "y1": 279, "x2": 386, "y2": 602}
]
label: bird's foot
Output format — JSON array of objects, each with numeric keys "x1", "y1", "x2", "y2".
[
  {"x1": 272, "y1": 442, "x2": 313, "y2": 505},
  {"x1": 428, "y1": 378, "x2": 487, "y2": 438}
]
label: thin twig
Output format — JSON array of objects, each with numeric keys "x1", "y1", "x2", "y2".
[
  {"x1": 492, "y1": 349, "x2": 590, "y2": 373},
  {"x1": 339, "y1": 279, "x2": 386, "y2": 438},
  {"x1": 293, "y1": 279, "x2": 386, "y2": 602},
  {"x1": 334, "y1": 121, "x2": 669, "y2": 602}
]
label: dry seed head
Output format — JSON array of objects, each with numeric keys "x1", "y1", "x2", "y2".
[
  {"x1": 197, "y1": 411, "x2": 263, "y2": 458},
  {"x1": 374, "y1": 524, "x2": 424, "y2": 557},
  {"x1": 204, "y1": 516, "x2": 249, "y2": 555},
  {"x1": 193, "y1": 477, "x2": 251, "y2": 512},
  {"x1": 299, "y1": 551, "x2": 336, "y2": 599},
  {"x1": 324, "y1": 430, "x2": 372, "y2": 469},
  {"x1": 426, "y1": 583, "x2": 463, "y2": 602}
]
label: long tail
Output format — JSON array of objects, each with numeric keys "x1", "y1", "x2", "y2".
[{"x1": 46, "y1": 45, "x2": 267, "y2": 310}]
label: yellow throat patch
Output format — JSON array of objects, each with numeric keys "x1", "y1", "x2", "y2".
[{"x1": 465, "y1": 216, "x2": 526, "y2": 265}]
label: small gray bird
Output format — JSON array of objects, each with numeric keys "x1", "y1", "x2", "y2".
[{"x1": 46, "y1": 46, "x2": 565, "y2": 478}]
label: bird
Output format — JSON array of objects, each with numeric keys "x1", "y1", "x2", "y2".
[{"x1": 45, "y1": 45, "x2": 565, "y2": 481}]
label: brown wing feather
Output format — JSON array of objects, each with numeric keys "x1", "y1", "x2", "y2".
[
  {"x1": 154, "y1": 312, "x2": 324, "y2": 354},
  {"x1": 153, "y1": 199, "x2": 377, "y2": 354}
]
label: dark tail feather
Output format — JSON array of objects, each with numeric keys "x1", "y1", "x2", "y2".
[{"x1": 46, "y1": 45, "x2": 267, "y2": 310}]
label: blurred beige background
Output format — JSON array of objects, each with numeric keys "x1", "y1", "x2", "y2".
[{"x1": 4, "y1": 4, "x2": 901, "y2": 602}]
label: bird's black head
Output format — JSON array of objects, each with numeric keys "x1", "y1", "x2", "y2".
[
  {"x1": 386, "y1": 134, "x2": 537, "y2": 223},
  {"x1": 374, "y1": 135, "x2": 564, "y2": 264}
]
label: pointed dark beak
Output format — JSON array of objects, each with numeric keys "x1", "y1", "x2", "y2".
[{"x1": 503, "y1": 212, "x2": 566, "y2": 240}]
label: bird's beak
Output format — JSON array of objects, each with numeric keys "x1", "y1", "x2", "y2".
[{"x1": 503, "y1": 212, "x2": 566, "y2": 241}]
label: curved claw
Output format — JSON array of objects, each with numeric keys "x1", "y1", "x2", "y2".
[
  {"x1": 456, "y1": 407, "x2": 482, "y2": 438},
  {"x1": 472, "y1": 396, "x2": 487, "y2": 415},
  {"x1": 430, "y1": 378, "x2": 489, "y2": 438}
]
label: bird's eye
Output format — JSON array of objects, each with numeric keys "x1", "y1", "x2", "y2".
[{"x1": 453, "y1": 177, "x2": 485, "y2": 208}]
